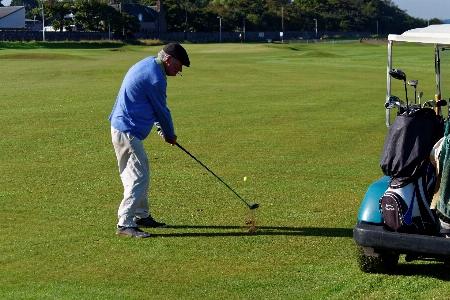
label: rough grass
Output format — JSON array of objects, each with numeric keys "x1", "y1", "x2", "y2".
[{"x1": 1, "y1": 42, "x2": 450, "y2": 299}]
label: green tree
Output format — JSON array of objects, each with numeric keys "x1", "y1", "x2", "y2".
[
  {"x1": 120, "y1": 11, "x2": 140, "y2": 38},
  {"x1": 45, "y1": 0, "x2": 74, "y2": 31},
  {"x1": 163, "y1": 0, "x2": 195, "y2": 32},
  {"x1": 170, "y1": 0, "x2": 203, "y2": 38},
  {"x1": 30, "y1": 1, "x2": 45, "y2": 22},
  {"x1": 11, "y1": 0, "x2": 39, "y2": 19},
  {"x1": 133, "y1": 0, "x2": 439, "y2": 36},
  {"x1": 264, "y1": 0, "x2": 294, "y2": 31},
  {"x1": 74, "y1": 0, "x2": 107, "y2": 31},
  {"x1": 74, "y1": 0, "x2": 139, "y2": 37}
]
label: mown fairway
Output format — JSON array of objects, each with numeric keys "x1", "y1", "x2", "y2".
[{"x1": 1, "y1": 41, "x2": 449, "y2": 299}]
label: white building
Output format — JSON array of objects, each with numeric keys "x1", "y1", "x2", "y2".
[{"x1": 0, "y1": 6, "x2": 25, "y2": 28}]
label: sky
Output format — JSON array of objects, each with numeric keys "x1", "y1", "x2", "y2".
[
  {"x1": 2, "y1": 0, "x2": 449, "y2": 21},
  {"x1": 393, "y1": 0, "x2": 450, "y2": 20}
]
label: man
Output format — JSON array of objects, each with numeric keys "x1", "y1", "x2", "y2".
[{"x1": 109, "y1": 43, "x2": 190, "y2": 238}]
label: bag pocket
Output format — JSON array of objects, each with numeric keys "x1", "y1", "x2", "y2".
[{"x1": 380, "y1": 193, "x2": 405, "y2": 231}]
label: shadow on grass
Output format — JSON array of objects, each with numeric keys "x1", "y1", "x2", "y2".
[
  {"x1": 152, "y1": 225, "x2": 353, "y2": 238},
  {"x1": 394, "y1": 263, "x2": 450, "y2": 280}
]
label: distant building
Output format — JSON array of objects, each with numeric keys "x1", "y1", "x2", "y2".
[
  {"x1": 109, "y1": 0, "x2": 167, "y2": 33},
  {"x1": 0, "y1": 6, "x2": 25, "y2": 28},
  {"x1": 25, "y1": 18, "x2": 42, "y2": 31}
]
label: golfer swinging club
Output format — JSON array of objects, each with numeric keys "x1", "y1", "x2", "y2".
[{"x1": 109, "y1": 43, "x2": 190, "y2": 238}]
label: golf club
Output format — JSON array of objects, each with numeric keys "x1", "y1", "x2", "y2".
[
  {"x1": 385, "y1": 95, "x2": 405, "y2": 114},
  {"x1": 418, "y1": 91, "x2": 423, "y2": 107},
  {"x1": 389, "y1": 69, "x2": 408, "y2": 108},
  {"x1": 407, "y1": 79, "x2": 418, "y2": 104},
  {"x1": 423, "y1": 99, "x2": 447, "y2": 111},
  {"x1": 423, "y1": 99, "x2": 437, "y2": 108},
  {"x1": 175, "y1": 142, "x2": 259, "y2": 210}
]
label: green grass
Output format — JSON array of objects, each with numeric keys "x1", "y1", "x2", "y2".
[{"x1": 1, "y1": 41, "x2": 450, "y2": 299}]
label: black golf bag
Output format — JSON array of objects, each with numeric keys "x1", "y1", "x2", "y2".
[
  {"x1": 380, "y1": 108, "x2": 443, "y2": 187},
  {"x1": 379, "y1": 107, "x2": 444, "y2": 234}
]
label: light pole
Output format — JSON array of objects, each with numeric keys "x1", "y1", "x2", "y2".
[
  {"x1": 281, "y1": 6, "x2": 284, "y2": 43},
  {"x1": 314, "y1": 18, "x2": 317, "y2": 38},
  {"x1": 41, "y1": 3, "x2": 45, "y2": 41},
  {"x1": 376, "y1": 20, "x2": 378, "y2": 35},
  {"x1": 243, "y1": 17, "x2": 246, "y2": 41},
  {"x1": 217, "y1": 16, "x2": 221, "y2": 42}
]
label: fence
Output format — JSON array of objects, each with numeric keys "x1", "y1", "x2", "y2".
[{"x1": 0, "y1": 29, "x2": 372, "y2": 43}]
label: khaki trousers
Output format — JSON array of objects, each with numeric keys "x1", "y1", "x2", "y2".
[{"x1": 111, "y1": 127, "x2": 150, "y2": 227}]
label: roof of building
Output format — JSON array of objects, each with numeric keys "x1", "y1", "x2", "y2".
[{"x1": 0, "y1": 6, "x2": 25, "y2": 19}]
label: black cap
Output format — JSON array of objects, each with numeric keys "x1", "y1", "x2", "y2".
[{"x1": 163, "y1": 43, "x2": 190, "y2": 67}]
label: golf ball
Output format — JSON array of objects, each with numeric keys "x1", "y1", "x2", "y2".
[{"x1": 244, "y1": 176, "x2": 247, "y2": 181}]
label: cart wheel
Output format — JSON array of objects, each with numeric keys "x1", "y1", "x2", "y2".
[{"x1": 356, "y1": 245, "x2": 399, "y2": 274}]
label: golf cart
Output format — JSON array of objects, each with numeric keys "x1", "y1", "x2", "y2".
[{"x1": 353, "y1": 24, "x2": 450, "y2": 274}]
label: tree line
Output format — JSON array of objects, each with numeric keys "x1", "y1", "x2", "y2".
[{"x1": 0, "y1": 0, "x2": 444, "y2": 36}]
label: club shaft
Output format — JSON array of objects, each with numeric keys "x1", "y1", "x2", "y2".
[{"x1": 176, "y1": 143, "x2": 251, "y2": 207}]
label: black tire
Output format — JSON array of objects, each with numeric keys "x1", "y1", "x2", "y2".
[{"x1": 356, "y1": 245, "x2": 400, "y2": 274}]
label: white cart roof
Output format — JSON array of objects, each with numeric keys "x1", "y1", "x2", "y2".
[{"x1": 388, "y1": 24, "x2": 450, "y2": 45}]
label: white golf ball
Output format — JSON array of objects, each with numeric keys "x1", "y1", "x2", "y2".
[{"x1": 244, "y1": 177, "x2": 248, "y2": 181}]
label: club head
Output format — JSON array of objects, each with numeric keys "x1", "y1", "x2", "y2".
[
  {"x1": 423, "y1": 100, "x2": 437, "y2": 108},
  {"x1": 385, "y1": 102, "x2": 400, "y2": 109},
  {"x1": 389, "y1": 95, "x2": 403, "y2": 104},
  {"x1": 385, "y1": 103, "x2": 396, "y2": 109},
  {"x1": 249, "y1": 203, "x2": 259, "y2": 210},
  {"x1": 407, "y1": 80, "x2": 418, "y2": 87},
  {"x1": 385, "y1": 95, "x2": 404, "y2": 109},
  {"x1": 389, "y1": 69, "x2": 406, "y2": 81}
]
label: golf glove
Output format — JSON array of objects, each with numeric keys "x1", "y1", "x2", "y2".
[
  {"x1": 157, "y1": 127, "x2": 165, "y2": 138},
  {"x1": 155, "y1": 122, "x2": 177, "y2": 145},
  {"x1": 155, "y1": 123, "x2": 165, "y2": 139}
]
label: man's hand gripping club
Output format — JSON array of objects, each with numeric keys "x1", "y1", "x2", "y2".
[{"x1": 156, "y1": 126, "x2": 177, "y2": 146}]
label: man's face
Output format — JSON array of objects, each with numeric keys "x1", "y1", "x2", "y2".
[{"x1": 164, "y1": 56, "x2": 183, "y2": 77}]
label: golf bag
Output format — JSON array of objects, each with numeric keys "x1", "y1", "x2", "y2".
[
  {"x1": 380, "y1": 107, "x2": 444, "y2": 187},
  {"x1": 379, "y1": 107, "x2": 443, "y2": 235},
  {"x1": 379, "y1": 164, "x2": 438, "y2": 235}
]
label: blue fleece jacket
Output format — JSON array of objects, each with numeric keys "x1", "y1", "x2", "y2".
[{"x1": 109, "y1": 56, "x2": 175, "y2": 140}]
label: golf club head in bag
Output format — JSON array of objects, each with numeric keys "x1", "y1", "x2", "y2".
[
  {"x1": 385, "y1": 95, "x2": 405, "y2": 115},
  {"x1": 385, "y1": 95, "x2": 404, "y2": 108},
  {"x1": 389, "y1": 69, "x2": 408, "y2": 107},
  {"x1": 407, "y1": 80, "x2": 418, "y2": 87},
  {"x1": 389, "y1": 69, "x2": 406, "y2": 81},
  {"x1": 423, "y1": 100, "x2": 437, "y2": 108},
  {"x1": 408, "y1": 80, "x2": 418, "y2": 104},
  {"x1": 423, "y1": 99, "x2": 447, "y2": 118}
]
